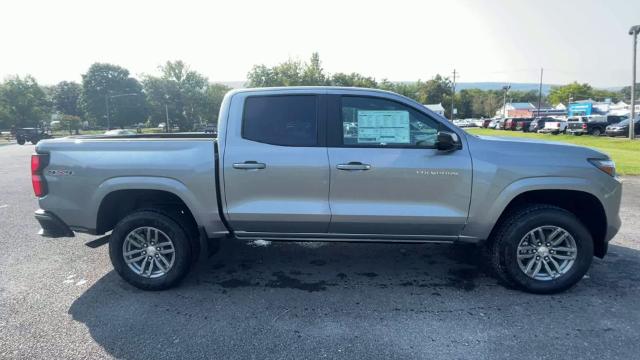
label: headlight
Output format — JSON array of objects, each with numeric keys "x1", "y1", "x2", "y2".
[{"x1": 588, "y1": 158, "x2": 616, "y2": 177}]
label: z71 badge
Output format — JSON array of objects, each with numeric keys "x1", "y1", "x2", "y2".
[{"x1": 47, "y1": 169, "x2": 74, "y2": 176}]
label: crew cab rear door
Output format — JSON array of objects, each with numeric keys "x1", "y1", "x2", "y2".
[
  {"x1": 325, "y1": 94, "x2": 472, "y2": 238},
  {"x1": 222, "y1": 92, "x2": 330, "y2": 234}
]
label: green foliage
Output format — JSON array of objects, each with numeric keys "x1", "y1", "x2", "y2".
[
  {"x1": 206, "y1": 83, "x2": 232, "y2": 123},
  {"x1": 81, "y1": 63, "x2": 147, "y2": 129},
  {"x1": 0, "y1": 75, "x2": 50, "y2": 129},
  {"x1": 548, "y1": 82, "x2": 593, "y2": 105},
  {"x1": 143, "y1": 60, "x2": 227, "y2": 131},
  {"x1": 52, "y1": 81, "x2": 82, "y2": 117},
  {"x1": 59, "y1": 114, "x2": 82, "y2": 134},
  {"x1": 620, "y1": 84, "x2": 640, "y2": 102},
  {"x1": 547, "y1": 82, "x2": 622, "y2": 106}
]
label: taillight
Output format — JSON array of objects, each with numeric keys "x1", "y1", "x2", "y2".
[
  {"x1": 582, "y1": 123, "x2": 587, "y2": 129},
  {"x1": 31, "y1": 154, "x2": 49, "y2": 197}
]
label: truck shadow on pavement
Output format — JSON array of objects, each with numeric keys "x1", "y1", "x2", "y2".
[{"x1": 68, "y1": 241, "x2": 640, "y2": 359}]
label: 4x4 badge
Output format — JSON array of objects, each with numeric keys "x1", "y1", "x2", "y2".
[{"x1": 47, "y1": 169, "x2": 73, "y2": 176}]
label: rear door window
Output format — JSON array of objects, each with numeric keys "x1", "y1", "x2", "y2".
[{"x1": 243, "y1": 95, "x2": 318, "y2": 146}]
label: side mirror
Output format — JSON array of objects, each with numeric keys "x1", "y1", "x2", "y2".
[{"x1": 436, "y1": 131, "x2": 460, "y2": 151}]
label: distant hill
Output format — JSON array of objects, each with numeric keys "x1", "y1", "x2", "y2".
[{"x1": 455, "y1": 82, "x2": 554, "y2": 94}]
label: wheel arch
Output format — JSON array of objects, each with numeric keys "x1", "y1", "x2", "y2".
[
  {"x1": 464, "y1": 177, "x2": 609, "y2": 258},
  {"x1": 93, "y1": 177, "x2": 203, "y2": 235},
  {"x1": 487, "y1": 189, "x2": 607, "y2": 258}
]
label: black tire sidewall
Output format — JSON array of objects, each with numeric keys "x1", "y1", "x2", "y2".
[
  {"x1": 109, "y1": 211, "x2": 192, "y2": 290},
  {"x1": 500, "y1": 208, "x2": 593, "y2": 294}
]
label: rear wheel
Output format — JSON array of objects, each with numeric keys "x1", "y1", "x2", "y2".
[
  {"x1": 109, "y1": 210, "x2": 193, "y2": 290},
  {"x1": 17, "y1": 137, "x2": 25, "y2": 145},
  {"x1": 489, "y1": 204, "x2": 593, "y2": 294}
]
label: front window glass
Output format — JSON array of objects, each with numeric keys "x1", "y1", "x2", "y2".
[{"x1": 341, "y1": 96, "x2": 440, "y2": 147}]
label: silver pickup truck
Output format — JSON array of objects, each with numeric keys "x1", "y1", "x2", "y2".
[{"x1": 32, "y1": 87, "x2": 622, "y2": 293}]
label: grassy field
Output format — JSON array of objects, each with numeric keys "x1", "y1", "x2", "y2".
[{"x1": 466, "y1": 128, "x2": 640, "y2": 175}]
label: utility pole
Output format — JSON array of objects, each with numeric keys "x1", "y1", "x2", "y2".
[
  {"x1": 451, "y1": 69, "x2": 456, "y2": 121},
  {"x1": 502, "y1": 84, "x2": 511, "y2": 119},
  {"x1": 105, "y1": 95, "x2": 110, "y2": 130},
  {"x1": 165, "y1": 103, "x2": 171, "y2": 133},
  {"x1": 537, "y1": 68, "x2": 544, "y2": 118},
  {"x1": 630, "y1": 25, "x2": 640, "y2": 140}
]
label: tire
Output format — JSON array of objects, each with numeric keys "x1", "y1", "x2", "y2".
[
  {"x1": 30, "y1": 138, "x2": 38, "y2": 145},
  {"x1": 109, "y1": 210, "x2": 193, "y2": 290},
  {"x1": 17, "y1": 137, "x2": 25, "y2": 145},
  {"x1": 590, "y1": 128, "x2": 602, "y2": 136},
  {"x1": 489, "y1": 204, "x2": 593, "y2": 294}
]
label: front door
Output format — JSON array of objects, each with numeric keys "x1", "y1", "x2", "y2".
[
  {"x1": 327, "y1": 95, "x2": 472, "y2": 237},
  {"x1": 223, "y1": 93, "x2": 330, "y2": 234}
]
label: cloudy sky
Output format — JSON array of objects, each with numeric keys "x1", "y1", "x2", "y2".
[{"x1": 1, "y1": 0, "x2": 638, "y2": 87}]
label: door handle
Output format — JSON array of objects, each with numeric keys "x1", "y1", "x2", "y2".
[
  {"x1": 336, "y1": 162, "x2": 371, "y2": 171},
  {"x1": 233, "y1": 161, "x2": 266, "y2": 170}
]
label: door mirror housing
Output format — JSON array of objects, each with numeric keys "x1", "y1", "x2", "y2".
[{"x1": 436, "y1": 131, "x2": 460, "y2": 151}]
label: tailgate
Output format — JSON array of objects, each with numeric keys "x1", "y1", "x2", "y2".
[{"x1": 567, "y1": 121, "x2": 584, "y2": 130}]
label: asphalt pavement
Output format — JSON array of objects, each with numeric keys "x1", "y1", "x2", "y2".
[{"x1": 1, "y1": 143, "x2": 639, "y2": 359}]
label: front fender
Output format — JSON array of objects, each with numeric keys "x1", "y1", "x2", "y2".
[{"x1": 460, "y1": 176, "x2": 600, "y2": 241}]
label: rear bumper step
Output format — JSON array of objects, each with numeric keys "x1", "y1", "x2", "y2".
[{"x1": 34, "y1": 209, "x2": 74, "y2": 238}]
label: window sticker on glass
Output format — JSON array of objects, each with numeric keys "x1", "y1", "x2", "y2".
[{"x1": 357, "y1": 110, "x2": 410, "y2": 144}]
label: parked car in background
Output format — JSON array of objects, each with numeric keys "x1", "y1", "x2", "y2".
[
  {"x1": 453, "y1": 119, "x2": 474, "y2": 128},
  {"x1": 503, "y1": 118, "x2": 516, "y2": 130},
  {"x1": 104, "y1": 129, "x2": 136, "y2": 136},
  {"x1": 529, "y1": 117, "x2": 554, "y2": 132},
  {"x1": 567, "y1": 115, "x2": 626, "y2": 136},
  {"x1": 605, "y1": 116, "x2": 640, "y2": 137},
  {"x1": 493, "y1": 118, "x2": 506, "y2": 130},
  {"x1": 480, "y1": 118, "x2": 493, "y2": 128},
  {"x1": 15, "y1": 128, "x2": 52, "y2": 145},
  {"x1": 539, "y1": 118, "x2": 568, "y2": 134},
  {"x1": 514, "y1": 118, "x2": 534, "y2": 132}
]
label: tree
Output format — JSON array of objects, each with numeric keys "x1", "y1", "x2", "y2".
[
  {"x1": 206, "y1": 83, "x2": 232, "y2": 124},
  {"x1": 142, "y1": 60, "x2": 211, "y2": 131},
  {"x1": 620, "y1": 84, "x2": 640, "y2": 102},
  {"x1": 52, "y1": 81, "x2": 82, "y2": 117},
  {"x1": 0, "y1": 75, "x2": 50, "y2": 129},
  {"x1": 247, "y1": 53, "x2": 330, "y2": 87},
  {"x1": 547, "y1": 82, "x2": 593, "y2": 105},
  {"x1": 301, "y1": 52, "x2": 327, "y2": 85},
  {"x1": 59, "y1": 114, "x2": 82, "y2": 134},
  {"x1": 329, "y1": 72, "x2": 378, "y2": 88},
  {"x1": 81, "y1": 63, "x2": 147, "y2": 129}
]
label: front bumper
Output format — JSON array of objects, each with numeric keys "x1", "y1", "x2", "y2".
[
  {"x1": 605, "y1": 129, "x2": 626, "y2": 137},
  {"x1": 34, "y1": 209, "x2": 74, "y2": 238},
  {"x1": 567, "y1": 129, "x2": 586, "y2": 134}
]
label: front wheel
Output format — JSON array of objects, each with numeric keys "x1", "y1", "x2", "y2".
[
  {"x1": 489, "y1": 205, "x2": 593, "y2": 294},
  {"x1": 590, "y1": 128, "x2": 602, "y2": 136},
  {"x1": 17, "y1": 137, "x2": 25, "y2": 145},
  {"x1": 109, "y1": 210, "x2": 193, "y2": 290}
]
